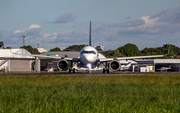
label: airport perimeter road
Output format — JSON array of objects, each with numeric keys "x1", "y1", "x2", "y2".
[{"x1": 0, "y1": 71, "x2": 180, "y2": 76}]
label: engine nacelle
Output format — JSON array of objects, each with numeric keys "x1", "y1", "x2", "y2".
[
  {"x1": 57, "y1": 59, "x2": 69, "y2": 71},
  {"x1": 109, "y1": 60, "x2": 121, "y2": 71}
]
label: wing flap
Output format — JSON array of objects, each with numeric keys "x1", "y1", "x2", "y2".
[
  {"x1": 99, "y1": 54, "x2": 166, "y2": 62},
  {"x1": 10, "y1": 49, "x2": 79, "y2": 62},
  {"x1": 30, "y1": 54, "x2": 79, "y2": 62}
]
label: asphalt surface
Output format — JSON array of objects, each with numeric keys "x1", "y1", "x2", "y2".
[{"x1": 0, "y1": 71, "x2": 180, "y2": 76}]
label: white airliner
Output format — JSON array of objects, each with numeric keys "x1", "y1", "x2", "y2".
[
  {"x1": 12, "y1": 21, "x2": 170, "y2": 73},
  {"x1": 158, "y1": 65, "x2": 172, "y2": 72},
  {"x1": 120, "y1": 62, "x2": 132, "y2": 71}
]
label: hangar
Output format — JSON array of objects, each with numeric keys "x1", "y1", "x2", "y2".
[
  {"x1": 126, "y1": 59, "x2": 180, "y2": 72},
  {"x1": 0, "y1": 49, "x2": 33, "y2": 72}
]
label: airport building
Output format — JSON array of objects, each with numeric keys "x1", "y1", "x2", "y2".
[
  {"x1": 37, "y1": 48, "x2": 47, "y2": 53},
  {"x1": 119, "y1": 59, "x2": 180, "y2": 72},
  {"x1": 0, "y1": 49, "x2": 33, "y2": 72}
]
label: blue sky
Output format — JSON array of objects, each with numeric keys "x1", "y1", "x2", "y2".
[{"x1": 0, "y1": 0, "x2": 180, "y2": 51}]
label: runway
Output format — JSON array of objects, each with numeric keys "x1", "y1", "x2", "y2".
[{"x1": 0, "y1": 71, "x2": 180, "y2": 76}]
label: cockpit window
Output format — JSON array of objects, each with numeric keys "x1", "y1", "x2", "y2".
[{"x1": 81, "y1": 50, "x2": 96, "y2": 54}]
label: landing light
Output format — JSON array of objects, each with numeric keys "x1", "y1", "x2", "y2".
[{"x1": 87, "y1": 64, "x2": 91, "y2": 69}]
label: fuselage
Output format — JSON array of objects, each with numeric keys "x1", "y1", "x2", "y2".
[{"x1": 80, "y1": 46, "x2": 98, "y2": 67}]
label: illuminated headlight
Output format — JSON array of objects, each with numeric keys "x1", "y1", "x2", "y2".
[{"x1": 87, "y1": 64, "x2": 91, "y2": 69}]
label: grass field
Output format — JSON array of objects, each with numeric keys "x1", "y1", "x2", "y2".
[{"x1": 0, "y1": 74, "x2": 180, "y2": 112}]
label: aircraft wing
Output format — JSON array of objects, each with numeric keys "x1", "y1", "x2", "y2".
[
  {"x1": 31, "y1": 54, "x2": 79, "y2": 61},
  {"x1": 10, "y1": 49, "x2": 79, "y2": 62},
  {"x1": 100, "y1": 45, "x2": 170, "y2": 62},
  {"x1": 99, "y1": 54, "x2": 166, "y2": 62}
]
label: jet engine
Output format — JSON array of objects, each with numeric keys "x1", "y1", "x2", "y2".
[
  {"x1": 109, "y1": 60, "x2": 121, "y2": 71},
  {"x1": 57, "y1": 59, "x2": 69, "y2": 71}
]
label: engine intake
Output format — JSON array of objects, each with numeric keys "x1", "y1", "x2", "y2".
[
  {"x1": 109, "y1": 60, "x2": 121, "y2": 71},
  {"x1": 57, "y1": 59, "x2": 69, "y2": 71}
]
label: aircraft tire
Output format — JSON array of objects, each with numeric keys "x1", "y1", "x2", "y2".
[
  {"x1": 69, "y1": 68, "x2": 71, "y2": 73},
  {"x1": 103, "y1": 68, "x2": 109, "y2": 73},
  {"x1": 73, "y1": 69, "x2": 75, "y2": 73},
  {"x1": 103, "y1": 68, "x2": 105, "y2": 73},
  {"x1": 86, "y1": 70, "x2": 91, "y2": 74},
  {"x1": 107, "y1": 68, "x2": 109, "y2": 73}
]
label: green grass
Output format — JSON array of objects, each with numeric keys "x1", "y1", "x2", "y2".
[{"x1": 0, "y1": 74, "x2": 180, "y2": 112}]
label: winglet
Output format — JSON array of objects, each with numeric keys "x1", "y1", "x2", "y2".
[{"x1": 89, "y1": 21, "x2": 91, "y2": 46}]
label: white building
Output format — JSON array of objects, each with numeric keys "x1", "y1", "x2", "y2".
[
  {"x1": 37, "y1": 48, "x2": 48, "y2": 53},
  {"x1": 0, "y1": 49, "x2": 33, "y2": 72}
]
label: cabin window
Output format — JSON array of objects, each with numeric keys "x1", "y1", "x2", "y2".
[{"x1": 81, "y1": 50, "x2": 96, "y2": 54}]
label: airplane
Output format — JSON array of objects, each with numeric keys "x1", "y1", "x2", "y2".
[
  {"x1": 120, "y1": 62, "x2": 132, "y2": 71},
  {"x1": 11, "y1": 21, "x2": 170, "y2": 73},
  {"x1": 158, "y1": 65, "x2": 172, "y2": 72}
]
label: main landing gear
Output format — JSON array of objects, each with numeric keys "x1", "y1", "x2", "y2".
[
  {"x1": 103, "y1": 68, "x2": 109, "y2": 73},
  {"x1": 69, "y1": 68, "x2": 75, "y2": 73},
  {"x1": 103, "y1": 61, "x2": 109, "y2": 73}
]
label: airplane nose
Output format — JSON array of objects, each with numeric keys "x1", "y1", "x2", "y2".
[
  {"x1": 86, "y1": 56, "x2": 95, "y2": 62},
  {"x1": 83, "y1": 55, "x2": 96, "y2": 63}
]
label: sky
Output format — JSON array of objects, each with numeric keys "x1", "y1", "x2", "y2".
[{"x1": 0, "y1": 0, "x2": 180, "y2": 51}]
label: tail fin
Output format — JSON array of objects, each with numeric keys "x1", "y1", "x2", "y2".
[{"x1": 89, "y1": 21, "x2": 91, "y2": 46}]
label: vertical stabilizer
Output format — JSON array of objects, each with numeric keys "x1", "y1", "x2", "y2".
[{"x1": 89, "y1": 21, "x2": 91, "y2": 46}]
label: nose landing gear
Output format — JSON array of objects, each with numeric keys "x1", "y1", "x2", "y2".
[{"x1": 86, "y1": 70, "x2": 91, "y2": 74}]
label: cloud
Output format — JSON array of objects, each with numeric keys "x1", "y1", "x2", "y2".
[
  {"x1": 26, "y1": 27, "x2": 43, "y2": 37},
  {"x1": 13, "y1": 24, "x2": 43, "y2": 37},
  {"x1": 6, "y1": 7, "x2": 180, "y2": 50},
  {"x1": 29, "y1": 24, "x2": 42, "y2": 29},
  {"x1": 151, "y1": 7, "x2": 180, "y2": 24},
  {"x1": 140, "y1": 16, "x2": 159, "y2": 27},
  {"x1": 42, "y1": 30, "x2": 87, "y2": 44},
  {"x1": 39, "y1": 30, "x2": 90, "y2": 50},
  {"x1": 110, "y1": 19, "x2": 145, "y2": 27},
  {"x1": 110, "y1": 7, "x2": 180, "y2": 37},
  {"x1": 9, "y1": 23, "x2": 89, "y2": 50},
  {"x1": 14, "y1": 30, "x2": 25, "y2": 34},
  {"x1": 8, "y1": 24, "x2": 44, "y2": 48},
  {"x1": 54, "y1": 12, "x2": 76, "y2": 23},
  {"x1": 124, "y1": 16, "x2": 131, "y2": 20}
]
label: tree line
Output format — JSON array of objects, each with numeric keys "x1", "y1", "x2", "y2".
[
  {"x1": 27, "y1": 43, "x2": 180, "y2": 59},
  {"x1": 102, "y1": 43, "x2": 176, "y2": 59},
  {"x1": 1, "y1": 41, "x2": 180, "y2": 58}
]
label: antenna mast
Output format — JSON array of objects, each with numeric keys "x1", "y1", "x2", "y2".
[{"x1": 22, "y1": 34, "x2": 25, "y2": 46}]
